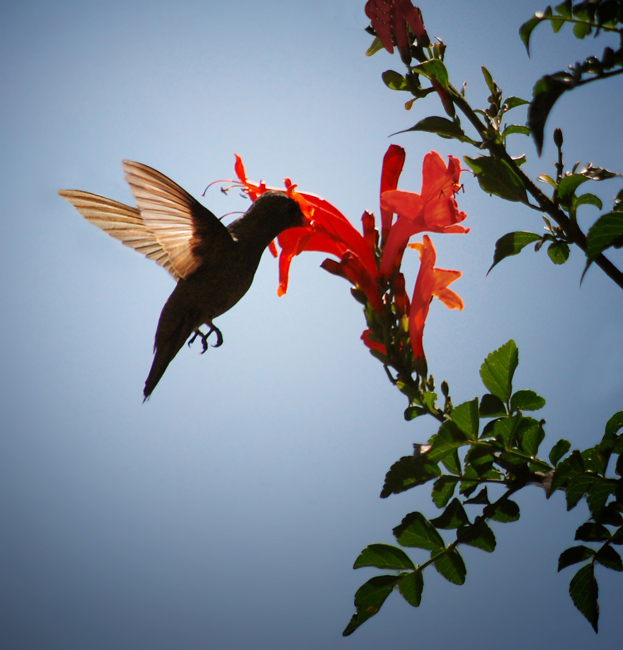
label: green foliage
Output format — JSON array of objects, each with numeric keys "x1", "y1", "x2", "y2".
[{"x1": 346, "y1": 336, "x2": 623, "y2": 635}]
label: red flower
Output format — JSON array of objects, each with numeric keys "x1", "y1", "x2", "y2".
[
  {"x1": 408, "y1": 235, "x2": 463, "y2": 372},
  {"x1": 230, "y1": 155, "x2": 382, "y2": 306},
  {"x1": 365, "y1": 0, "x2": 430, "y2": 62},
  {"x1": 380, "y1": 152, "x2": 468, "y2": 277},
  {"x1": 361, "y1": 329, "x2": 387, "y2": 355},
  {"x1": 380, "y1": 145, "x2": 406, "y2": 246}
]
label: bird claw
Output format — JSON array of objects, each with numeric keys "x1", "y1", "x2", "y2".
[{"x1": 188, "y1": 325, "x2": 223, "y2": 354}]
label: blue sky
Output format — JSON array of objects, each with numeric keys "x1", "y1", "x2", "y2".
[{"x1": 1, "y1": 1, "x2": 622, "y2": 648}]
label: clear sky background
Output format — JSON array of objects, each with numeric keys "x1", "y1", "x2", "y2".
[{"x1": 1, "y1": 1, "x2": 622, "y2": 648}]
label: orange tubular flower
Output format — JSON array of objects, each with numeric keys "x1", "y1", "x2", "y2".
[
  {"x1": 231, "y1": 154, "x2": 382, "y2": 306},
  {"x1": 379, "y1": 152, "x2": 469, "y2": 278},
  {"x1": 408, "y1": 235, "x2": 463, "y2": 371},
  {"x1": 380, "y1": 145, "x2": 406, "y2": 246}
]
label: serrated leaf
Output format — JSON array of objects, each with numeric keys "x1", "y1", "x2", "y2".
[
  {"x1": 488, "y1": 231, "x2": 541, "y2": 273},
  {"x1": 451, "y1": 398, "x2": 480, "y2": 440},
  {"x1": 569, "y1": 564, "x2": 599, "y2": 633},
  {"x1": 516, "y1": 417, "x2": 546, "y2": 457},
  {"x1": 566, "y1": 473, "x2": 598, "y2": 510},
  {"x1": 397, "y1": 570, "x2": 424, "y2": 607},
  {"x1": 605, "y1": 410, "x2": 623, "y2": 443},
  {"x1": 595, "y1": 545, "x2": 623, "y2": 572},
  {"x1": 489, "y1": 498, "x2": 520, "y2": 523},
  {"x1": 432, "y1": 476, "x2": 458, "y2": 508},
  {"x1": 511, "y1": 389, "x2": 546, "y2": 412},
  {"x1": 558, "y1": 545, "x2": 595, "y2": 571},
  {"x1": 480, "y1": 340, "x2": 518, "y2": 403},
  {"x1": 464, "y1": 156, "x2": 529, "y2": 204},
  {"x1": 587, "y1": 480, "x2": 616, "y2": 519},
  {"x1": 479, "y1": 394, "x2": 506, "y2": 418},
  {"x1": 575, "y1": 522, "x2": 611, "y2": 543},
  {"x1": 393, "y1": 512, "x2": 445, "y2": 551},
  {"x1": 441, "y1": 449, "x2": 462, "y2": 476},
  {"x1": 586, "y1": 212, "x2": 623, "y2": 260},
  {"x1": 433, "y1": 547, "x2": 466, "y2": 584},
  {"x1": 549, "y1": 438, "x2": 571, "y2": 466},
  {"x1": 354, "y1": 544, "x2": 416, "y2": 570},
  {"x1": 401, "y1": 115, "x2": 467, "y2": 140},
  {"x1": 465, "y1": 486, "x2": 490, "y2": 505},
  {"x1": 380, "y1": 453, "x2": 442, "y2": 498},
  {"x1": 342, "y1": 575, "x2": 399, "y2": 636},
  {"x1": 427, "y1": 421, "x2": 470, "y2": 463},
  {"x1": 430, "y1": 498, "x2": 470, "y2": 530},
  {"x1": 457, "y1": 520, "x2": 497, "y2": 552},
  {"x1": 547, "y1": 240, "x2": 570, "y2": 264}
]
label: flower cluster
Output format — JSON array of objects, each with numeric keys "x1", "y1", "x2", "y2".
[{"x1": 223, "y1": 145, "x2": 467, "y2": 376}]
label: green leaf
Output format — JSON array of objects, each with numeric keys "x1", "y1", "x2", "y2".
[
  {"x1": 434, "y1": 547, "x2": 466, "y2": 584},
  {"x1": 432, "y1": 476, "x2": 458, "y2": 508},
  {"x1": 502, "y1": 124, "x2": 531, "y2": 139},
  {"x1": 574, "y1": 193, "x2": 603, "y2": 211},
  {"x1": 480, "y1": 340, "x2": 518, "y2": 403},
  {"x1": 342, "y1": 575, "x2": 399, "y2": 636},
  {"x1": 566, "y1": 473, "x2": 598, "y2": 510},
  {"x1": 380, "y1": 454, "x2": 441, "y2": 498},
  {"x1": 430, "y1": 498, "x2": 470, "y2": 530},
  {"x1": 457, "y1": 520, "x2": 497, "y2": 552},
  {"x1": 397, "y1": 570, "x2": 424, "y2": 607},
  {"x1": 393, "y1": 512, "x2": 446, "y2": 551},
  {"x1": 549, "y1": 438, "x2": 571, "y2": 466},
  {"x1": 488, "y1": 231, "x2": 541, "y2": 273},
  {"x1": 510, "y1": 389, "x2": 546, "y2": 412},
  {"x1": 587, "y1": 480, "x2": 616, "y2": 520},
  {"x1": 595, "y1": 545, "x2": 623, "y2": 572},
  {"x1": 413, "y1": 59, "x2": 449, "y2": 88},
  {"x1": 489, "y1": 498, "x2": 520, "y2": 523},
  {"x1": 586, "y1": 212, "x2": 623, "y2": 260},
  {"x1": 440, "y1": 449, "x2": 462, "y2": 476},
  {"x1": 569, "y1": 564, "x2": 599, "y2": 633},
  {"x1": 464, "y1": 156, "x2": 529, "y2": 204},
  {"x1": 451, "y1": 399, "x2": 480, "y2": 440},
  {"x1": 605, "y1": 410, "x2": 623, "y2": 442},
  {"x1": 354, "y1": 544, "x2": 416, "y2": 570},
  {"x1": 401, "y1": 115, "x2": 467, "y2": 141},
  {"x1": 516, "y1": 417, "x2": 546, "y2": 457},
  {"x1": 528, "y1": 72, "x2": 574, "y2": 155},
  {"x1": 479, "y1": 394, "x2": 506, "y2": 419},
  {"x1": 465, "y1": 486, "x2": 490, "y2": 505},
  {"x1": 575, "y1": 522, "x2": 611, "y2": 543},
  {"x1": 502, "y1": 96, "x2": 529, "y2": 111},
  {"x1": 481, "y1": 66, "x2": 497, "y2": 96},
  {"x1": 558, "y1": 545, "x2": 595, "y2": 571},
  {"x1": 557, "y1": 173, "x2": 590, "y2": 207},
  {"x1": 365, "y1": 36, "x2": 385, "y2": 57},
  {"x1": 404, "y1": 405, "x2": 427, "y2": 420},
  {"x1": 547, "y1": 240, "x2": 570, "y2": 264},
  {"x1": 382, "y1": 70, "x2": 409, "y2": 91},
  {"x1": 427, "y1": 421, "x2": 470, "y2": 464}
]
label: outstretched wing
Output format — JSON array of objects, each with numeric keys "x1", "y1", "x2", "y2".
[
  {"x1": 122, "y1": 160, "x2": 233, "y2": 279},
  {"x1": 58, "y1": 189, "x2": 180, "y2": 279}
]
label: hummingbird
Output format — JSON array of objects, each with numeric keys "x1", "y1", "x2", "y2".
[{"x1": 59, "y1": 160, "x2": 306, "y2": 400}]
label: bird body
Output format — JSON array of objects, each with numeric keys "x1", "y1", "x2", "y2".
[{"x1": 59, "y1": 160, "x2": 305, "y2": 399}]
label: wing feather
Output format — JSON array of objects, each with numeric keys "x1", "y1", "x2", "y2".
[
  {"x1": 58, "y1": 189, "x2": 179, "y2": 279},
  {"x1": 122, "y1": 160, "x2": 232, "y2": 278}
]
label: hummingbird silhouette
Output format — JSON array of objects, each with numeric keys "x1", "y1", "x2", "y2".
[{"x1": 59, "y1": 160, "x2": 305, "y2": 400}]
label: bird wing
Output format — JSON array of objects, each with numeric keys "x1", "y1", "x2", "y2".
[
  {"x1": 58, "y1": 189, "x2": 180, "y2": 280},
  {"x1": 122, "y1": 160, "x2": 233, "y2": 279}
]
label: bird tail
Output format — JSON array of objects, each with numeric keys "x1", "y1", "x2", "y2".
[{"x1": 143, "y1": 314, "x2": 195, "y2": 401}]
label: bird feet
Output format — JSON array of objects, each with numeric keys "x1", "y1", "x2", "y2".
[{"x1": 188, "y1": 325, "x2": 223, "y2": 354}]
